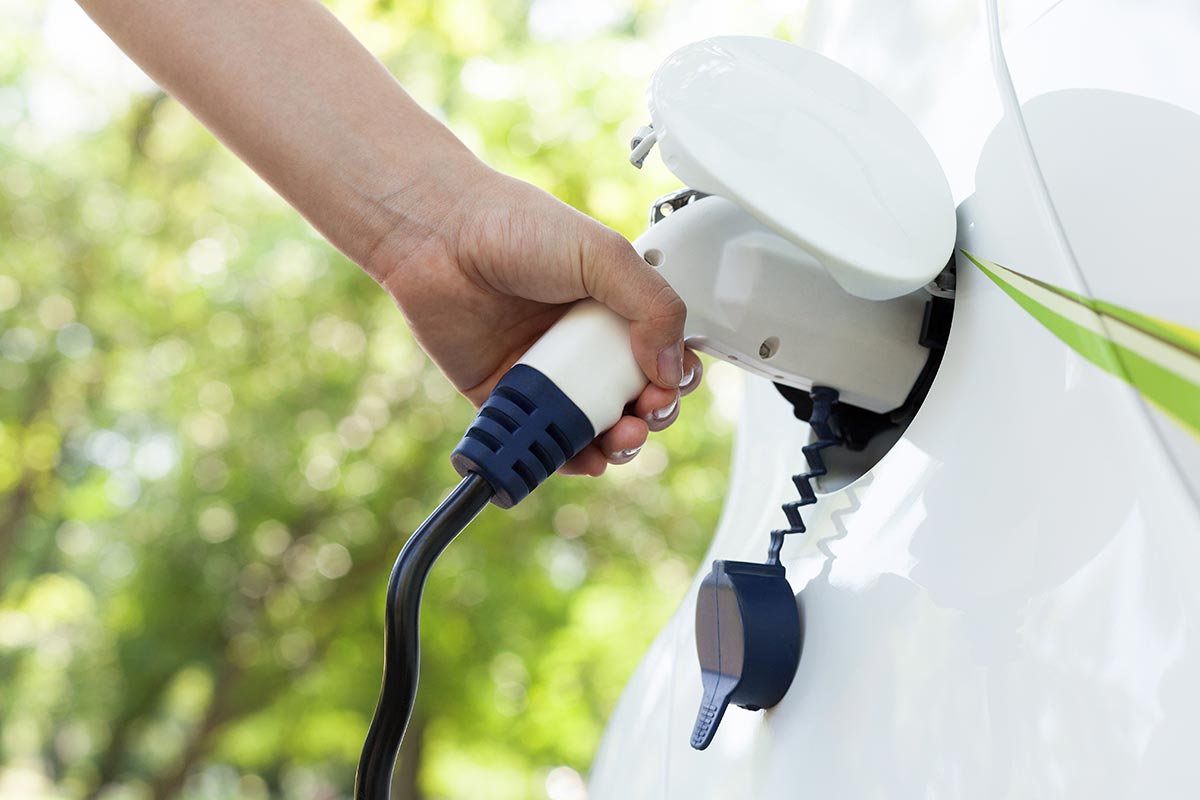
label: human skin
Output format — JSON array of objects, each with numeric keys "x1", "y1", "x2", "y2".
[{"x1": 76, "y1": 0, "x2": 702, "y2": 475}]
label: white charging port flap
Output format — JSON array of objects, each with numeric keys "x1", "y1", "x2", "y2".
[{"x1": 645, "y1": 36, "x2": 955, "y2": 301}]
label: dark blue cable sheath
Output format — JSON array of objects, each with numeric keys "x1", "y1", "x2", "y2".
[{"x1": 451, "y1": 364, "x2": 596, "y2": 508}]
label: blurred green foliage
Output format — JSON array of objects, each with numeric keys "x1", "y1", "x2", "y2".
[{"x1": 0, "y1": 1, "x2": 774, "y2": 798}]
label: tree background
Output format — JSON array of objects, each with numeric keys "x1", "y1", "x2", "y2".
[{"x1": 0, "y1": 1, "x2": 799, "y2": 798}]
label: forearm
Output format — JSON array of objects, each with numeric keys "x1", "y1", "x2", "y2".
[{"x1": 78, "y1": 0, "x2": 482, "y2": 270}]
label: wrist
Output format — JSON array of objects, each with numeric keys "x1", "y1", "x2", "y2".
[{"x1": 351, "y1": 145, "x2": 494, "y2": 287}]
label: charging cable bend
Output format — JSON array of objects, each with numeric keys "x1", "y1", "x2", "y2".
[
  {"x1": 356, "y1": 310, "x2": 626, "y2": 798},
  {"x1": 354, "y1": 472, "x2": 494, "y2": 800}
]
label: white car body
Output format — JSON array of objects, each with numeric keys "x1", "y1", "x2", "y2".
[{"x1": 590, "y1": 1, "x2": 1200, "y2": 797}]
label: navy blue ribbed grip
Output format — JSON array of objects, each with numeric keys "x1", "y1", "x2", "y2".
[{"x1": 450, "y1": 364, "x2": 595, "y2": 508}]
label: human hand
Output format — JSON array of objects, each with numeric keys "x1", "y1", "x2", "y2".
[
  {"x1": 77, "y1": 0, "x2": 700, "y2": 476},
  {"x1": 365, "y1": 162, "x2": 702, "y2": 477}
]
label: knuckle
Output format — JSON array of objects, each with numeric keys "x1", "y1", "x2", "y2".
[
  {"x1": 596, "y1": 225, "x2": 630, "y2": 254},
  {"x1": 578, "y1": 227, "x2": 621, "y2": 286},
  {"x1": 647, "y1": 282, "x2": 687, "y2": 326}
]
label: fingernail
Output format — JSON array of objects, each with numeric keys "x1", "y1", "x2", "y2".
[
  {"x1": 657, "y1": 343, "x2": 684, "y2": 387},
  {"x1": 646, "y1": 395, "x2": 679, "y2": 422},
  {"x1": 680, "y1": 363, "x2": 697, "y2": 390},
  {"x1": 611, "y1": 446, "x2": 642, "y2": 463}
]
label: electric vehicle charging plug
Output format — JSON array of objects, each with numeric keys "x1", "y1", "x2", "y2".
[{"x1": 356, "y1": 349, "x2": 647, "y2": 800}]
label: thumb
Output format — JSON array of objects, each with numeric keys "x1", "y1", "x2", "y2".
[{"x1": 581, "y1": 226, "x2": 687, "y2": 389}]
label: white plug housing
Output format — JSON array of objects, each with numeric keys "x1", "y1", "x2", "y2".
[{"x1": 517, "y1": 300, "x2": 644, "y2": 436}]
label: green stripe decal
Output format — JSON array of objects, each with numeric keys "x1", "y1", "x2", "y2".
[{"x1": 962, "y1": 250, "x2": 1200, "y2": 439}]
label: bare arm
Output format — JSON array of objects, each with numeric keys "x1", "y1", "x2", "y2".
[{"x1": 78, "y1": 0, "x2": 471, "y2": 268}]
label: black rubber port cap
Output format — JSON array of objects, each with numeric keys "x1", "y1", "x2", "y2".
[{"x1": 690, "y1": 560, "x2": 802, "y2": 750}]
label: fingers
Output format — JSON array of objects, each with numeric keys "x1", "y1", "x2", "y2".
[
  {"x1": 629, "y1": 350, "x2": 702, "y2": 430},
  {"x1": 560, "y1": 416, "x2": 647, "y2": 476},
  {"x1": 680, "y1": 349, "x2": 703, "y2": 397},
  {"x1": 560, "y1": 443, "x2": 611, "y2": 477},
  {"x1": 634, "y1": 384, "x2": 680, "y2": 432},
  {"x1": 596, "y1": 415, "x2": 651, "y2": 463},
  {"x1": 559, "y1": 351, "x2": 705, "y2": 477},
  {"x1": 579, "y1": 228, "x2": 687, "y2": 390}
]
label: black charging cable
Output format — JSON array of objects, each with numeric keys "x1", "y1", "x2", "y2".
[{"x1": 354, "y1": 472, "x2": 494, "y2": 800}]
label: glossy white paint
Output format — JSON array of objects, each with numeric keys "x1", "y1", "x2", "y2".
[
  {"x1": 646, "y1": 36, "x2": 955, "y2": 301},
  {"x1": 590, "y1": 2, "x2": 1200, "y2": 798},
  {"x1": 987, "y1": 0, "x2": 1200, "y2": 499}
]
